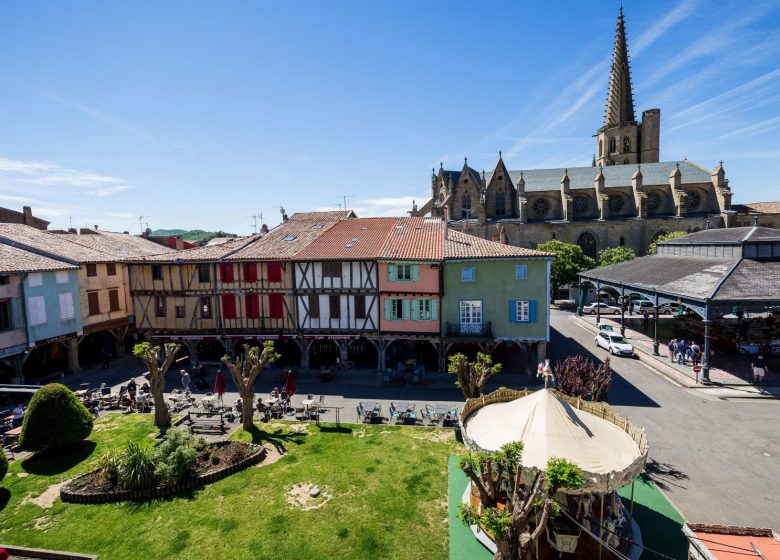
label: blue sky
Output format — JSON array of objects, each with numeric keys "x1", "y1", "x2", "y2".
[{"x1": 1, "y1": 0, "x2": 779, "y2": 235}]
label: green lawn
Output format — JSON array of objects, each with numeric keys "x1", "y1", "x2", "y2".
[{"x1": 0, "y1": 416, "x2": 462, "y2": 560}]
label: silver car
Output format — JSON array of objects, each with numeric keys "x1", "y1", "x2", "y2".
[{"x1": 583, "y1": 302, "x2": 621, "y2": 315}]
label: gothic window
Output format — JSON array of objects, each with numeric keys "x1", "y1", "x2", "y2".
[
  {"x1": 495, "y1": 190, "x2": 506, "y2": 216},
  {"x1": 573, "y1": 195, "x2": 589, "y2": 215},
  {"x1": 599, "y1": 139, "x2": 603, "y2": 157},
  {"x1": 623, "y1": 135, "x2": 631, "y2": 153},
  {"x1": 647, "y1": 191, "x2": 662, "y2": 212},
  {"x1": 461, "y1": 194, "x2": 472, "y2": 219},
  {"x1": 608, "y1": 195, "x2": 625, "y2": 213},
  {"x1": 532, "y1": 198, "x2": 551, "y2": 218},
  {"x1": 687, "y1": 190, "x2": 702, "y2": 210},
  {"x1": 609, "y1": 137, "x2": 617, "y2": 153},
  {"x1": 577, "y1": 232, "x2": 599, "y2": 260}
]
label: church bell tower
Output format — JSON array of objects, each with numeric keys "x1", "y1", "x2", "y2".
[{"x1": 596, "y1": 7, "x2": 660, "y2": 166}]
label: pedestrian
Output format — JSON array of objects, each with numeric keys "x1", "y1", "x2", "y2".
[
  {"x1": 127, "y1": 378, "x2": 137, "y2": 403},
  {"x1": 668, "y1": 339, "x2": 676, "y2": 362},
  {"x1": 751, "y1": 354, "x2": 767, "y2": 383},
  {"x1": 11, "y1": 402, "x2": 25, "y2": 428},
  {"x1": 101, "y1": 347, "x2": 111, "y2": 370},
  {"x1": 690, "y1": 341, "x2": 701, "y2": 366},
  {"x1": 676, "y1": 339, "x2": 686, "y2": 365},
  {"x1": 180, "y1": 369, "x2": 191, "y2": 393},
  {"x1": 642, "y1": 310, "x2": 649, "y2": 330}
]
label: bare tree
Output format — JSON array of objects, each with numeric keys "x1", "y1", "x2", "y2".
[
  {"x1": 221, "y1": 341, "x2": 279, "y2": 431},
  {"x1": 132, "y1": 342, "x2": 180, "y2": 430},
  {"x1": 458, "y1": 441, "x2": 583, "y2": 560},
  {"x1": 448, "y1": 352, "x2": 502, "y2": 399}
]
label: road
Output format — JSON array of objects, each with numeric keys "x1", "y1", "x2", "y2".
[{"x1": 549, "y1": 309, "x2": 780, "y2": 528}]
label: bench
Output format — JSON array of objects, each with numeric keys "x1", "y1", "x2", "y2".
[{"x1": 186, "y1": 411, "x2": 225, "y2": 433}]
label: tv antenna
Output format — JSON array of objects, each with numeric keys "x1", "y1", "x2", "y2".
[
  {"x1": 339, "y1": 194, "x2": 354, "y2": 211},
  {"x1": 248, "y1": 214, "x2": 259, "y2": 234},
  {"x1": 137, "y1": 215, "x2": 150, "y2": 233}
]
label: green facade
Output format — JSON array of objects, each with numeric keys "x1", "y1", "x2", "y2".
[{"x1": 441, "y1": 258, "x2": 550, "y2": 341}]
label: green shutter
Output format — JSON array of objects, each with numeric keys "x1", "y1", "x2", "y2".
[
  {"x1": 430, "y1": 299, "x2": 438, "y2": 321},
  {"x1": 384, "y1": 298, "x2": 393, "y2": 320},
  {"x1": 411, "y1": 299, "x2": 419, "y2": 321},
  {"x1": 388, "y1": 265, "x2": 397, "y2": 282},
  {"x1": 402, "y1": 299, "x2": 410, "y2": 320},
  {"x1": 411, "y1": 265, "x2": 420, "y2": 281}
]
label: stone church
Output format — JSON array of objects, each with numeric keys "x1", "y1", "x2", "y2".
[{"x1": 412, "y1": 8, "x2": 747, "y2": 258}]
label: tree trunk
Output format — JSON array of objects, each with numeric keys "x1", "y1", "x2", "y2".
[
  {"x1": 150, "y1": 366, "x2": 171, "y2": 430},
  {"x1": 241, "y1": 387, "x2": 255, "y2": 431}
]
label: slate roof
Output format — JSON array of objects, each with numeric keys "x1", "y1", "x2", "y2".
[
  {"x1": 732, "y1": 201, "x2": 780, "y2": 215},
  {"x1": 459, "y1": 160, "x2": 713, "y2": 192},
  {"x1": 718, "y1": 259, "x2": 780, "y2": 301},
  {"x1": 661, "y1": 226, "x2": 780, "y2": 245},
  {"x1": 444, "y1": 229, "x2": 553, "y2": 259},
  {"x1": 0, "y1": 244, "x2": 78, "y2": 273},
  {"x1": 581, "y1": 255, "x2": 740, "y2": 300},
  {"x1": 379, "y1": 217, "x2": 443, "y2": 261},
  {"x1": 293, "y1": 218, "x2": 398, "y2": 261},
  {"x1": 227, "y1": 211, "x2": 352, "y2": 261}
]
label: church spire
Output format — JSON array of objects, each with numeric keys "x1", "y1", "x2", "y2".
[{"x1": 604, "y1": 7, "x2": 635, "y2": 128}]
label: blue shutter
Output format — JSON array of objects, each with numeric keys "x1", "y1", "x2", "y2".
[
  {"x1": 509, "y1": 300, "x2": 517, "y2": 323},
  {"x1": 388, "y1": 266, "x2": 397, "y2": 282},
  {"x1": 431, "y1": 299, "x2": 438, "y2": 321},
  {"x1": 529, "y1": 300, "x2": 537, "y2": 323},
  {"x1": 411, "y1": 299, "x2": 419, "y2": 321},
  {"x1": 401, "y1": 299, "x2": 411, "y2": 320},
  {"x1": 411, "y1": 265, "x2": 420, "y2": 281},
  {"x1": 384, "y1": 299, "x2": 393, "y2": 320}
]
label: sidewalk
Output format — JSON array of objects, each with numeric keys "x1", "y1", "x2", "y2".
[{"x1": 572, "y1": 314, "x2": 780, "y2": 398}]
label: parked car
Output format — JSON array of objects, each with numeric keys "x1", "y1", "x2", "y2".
[
  {"x1": 631, "y1": 300, "x2": 656, "y2": 314},
  {"x1": 597, "y1": 322, "x2": 615, "y2": 332},
  {"x1": 595, "y1": 331, "x2": 636, "y2": 357},
  {"x1": 656, "y1": 303, "x2": 680, "y2": 315},
  {"x1": 583, "y1": 302, "x2": 621, "y2": 315}
]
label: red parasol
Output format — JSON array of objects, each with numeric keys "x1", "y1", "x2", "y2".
[
  {"x1": 284, "y1": 369, "x2": 297, "y2": 397},
  {"x1": 213, "y1": 369, "x2": 226, "y2": 397}
]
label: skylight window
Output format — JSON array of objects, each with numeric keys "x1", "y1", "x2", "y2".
[
  {"x1": 283, "y1": 234, "x2": 297, "y2": 241},
  {"x1": 311, "y1": 224, "x2": 324, "y2": 230}
]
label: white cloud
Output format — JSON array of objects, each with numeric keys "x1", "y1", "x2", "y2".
[
  {"x1": 0, "y1": 193, "x2": 38, "y2": 203},
  {"x1": 0, "y1": 156, "x2": 127, "y2": 189},
  {"x1": 86, "y1": 185, "x2": 131, "y2": 197}
]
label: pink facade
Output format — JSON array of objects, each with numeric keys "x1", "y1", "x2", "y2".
[{"x1": 379, "y1": 262, "x2": 441, "y2": 333}]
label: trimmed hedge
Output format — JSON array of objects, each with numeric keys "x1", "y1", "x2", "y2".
[
  {"x1": 18, "y1": 383, "x2": 93, "y2": 452},
  {"x1": 0, "y1": 444, "x2": 7, "y2": 482}
]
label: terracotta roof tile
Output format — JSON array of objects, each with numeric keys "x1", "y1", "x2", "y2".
[
  {"x1": 380, "y1": 217, "x2": 443, "y2": 261},
  {"x1": 0, "y1": 244, "x2": 78, "y2": 273},
  {"x1": 444, "y1": 229, "x2": 553, "y2": 259},
  {"x1": 0, "y1": 224, "x2": 116, "y2": 263},
  {"x1": 50, "y1": 230, "x2": 175, "y2": 259},
  {"x1": 732, "y1": 201, "x2": 780, "y2": 214},
  {"x1": 293, "y1": 218, "x2": 398, "y2": 261},
  {"x1": 133, "y1": 235, "x2": 259, "y2": 262}
]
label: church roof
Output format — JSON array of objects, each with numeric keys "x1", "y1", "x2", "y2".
[
  {"x1": 661, "y1": 226, "x2": 780, "y2": 245},
  {"x1": 477, "y1": 160, "x2": 712, "y2": 192},
  {"x1": 603, "y1": 7, "x2": 636, "y2": 128}
]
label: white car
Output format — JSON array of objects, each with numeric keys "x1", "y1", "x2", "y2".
[
  {"x1": 595, "y1": 331, "x2": 635, "y2": 357},
  {"x1": 583, "y1": 302, "x2": 621, "y2": 315}
]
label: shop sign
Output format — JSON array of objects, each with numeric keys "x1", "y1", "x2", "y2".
[{"x1": 35, "y1": 332, "x2": 78, "y2": 346}]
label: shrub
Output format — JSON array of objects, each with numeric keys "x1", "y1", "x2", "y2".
[
  {"x1": 0, "y1": 447, "x2": 7, "y2": 483},
  {"x1": 95, "y1": 449, "x2": 121, "y2": 486},
  {"x1": 118, "y1": 441, "x2": 156, "y2": 490},
  {"x1": 18, "y1": 383, "x2": 93, "y2": 452},
  {"x1": 152, "y1": 428, "x2": 204, "y2": 485}
]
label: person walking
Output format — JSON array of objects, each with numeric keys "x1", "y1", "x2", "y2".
[
  {"x1": 180, "y1": 369, "x2": 191, "y2": 393},
  {"x1": 752, "y1": 355, "x2": 767, "y2": 383},
  {"x1": 642, "y1": 310, "x2": 650, "y2": 330},
  {"x1": 676, "y1": 339, "x2": 686, "y2": 365},
  {"x1": 101, "y1": 347, "x2": 111, "y2": 370},
  {"x1": 691, "y1": 341, "x2": 701, "y2": 366},
  {"x1": 668, "y1": 339, "x2": 676, "y2": 362}
]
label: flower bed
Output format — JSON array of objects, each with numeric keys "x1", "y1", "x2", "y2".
[{"x1": 60, "y1": 441, "x2": 265, "y2": 504}]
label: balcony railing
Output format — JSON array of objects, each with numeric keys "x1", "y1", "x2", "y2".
[{"x1": 446, "y1": 321, "x2": 492, "y2": 338}]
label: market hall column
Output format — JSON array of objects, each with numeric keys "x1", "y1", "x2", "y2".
[
  {"x1": 652, "y1": 294, "x2": 659, "y2": 355},
  {"x1": 701, "y1": 320, "x2": 712, "y2": 383}
]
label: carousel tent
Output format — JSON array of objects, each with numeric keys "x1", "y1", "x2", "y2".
[{"x1": 463, "y1": 389, "x2": 647, "y2": 493}]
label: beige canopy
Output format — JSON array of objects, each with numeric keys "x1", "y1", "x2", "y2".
[{"x1": 462, "y1": 389, "x2": 647, "y2": 493}]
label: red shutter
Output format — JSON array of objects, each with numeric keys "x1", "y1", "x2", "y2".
[
  {"x1": 222, "y1": 294, "x2": 237, "y2": 319},
  {"x1": 243, "y1": 263, "x2": 258, "y2": 283},
  {"x1": 269, "y1": 293, "x2": 284, "y2": 319},
  {"x1": 267, "y1": 262, "x2": 282, "y2": 283},
  {"x1": 220, "y1": 264, "x2": 235, "y2": 283},
  {"x1": 245, "y1": 294, "x2": 260, "y2": 319}
]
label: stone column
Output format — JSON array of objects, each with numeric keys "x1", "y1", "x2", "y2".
[
  {"x1": 300, "y1": 338, "x2": 310, "y2": 371},
  {"x1": 66, "y1": 338, "x2": 81, "y2": 373},
  {"x1": 652, "y1": 294, "x2": 660, "y2": 355},
  {"x1": 535, "y1": 341, "x2": 547, "y2": 366},
  {"x1": 183, "y1": 340, "x2": 199, "y2": 369}
]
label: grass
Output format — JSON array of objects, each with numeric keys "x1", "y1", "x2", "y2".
[{"x1": 0, "y1": 416, "x2": 462, "y2": 560}]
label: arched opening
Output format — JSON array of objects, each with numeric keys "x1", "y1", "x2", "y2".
[
  {"x1": 551, "y1": 232, "x2": 557, "y2": 240},
  {"x1": 22, "y1": 341, "x2": 71, "y2": 381},
  {"x1": 609, "y1": 137, "x2": 617, "y2": 153},
  {"x1": 77, "y1": 331, "x2": 117, "y2": 367},
  {"x1": 234, "y1": 338, "x2": 301, "y2": 368},
  {"x1": 348, "y1": 338, "x2": 378, "y2": 369},
  {"x1": 461, "y1": 194, "x2": 472, "y2": 219},
  {"x1": 619, "y1": 236, "x2": 625, "y2": 247},
  {"x1": 385, "y1": 339, "x2": 439, "y2": 373},
  {"x1": 197, "y1": 339, "x2": 226, "y2": 362},
  {"x1": 495, "y1": 190, "x2": 506, "y2": 216},
  {"x1": 623, "y1": 135, "x2": 631, "y2": 153},
  {"x1": 599, "y1": 139, "x2": 603, "y2": 157},
  {"x1": 577, "y1": 231, "x2": 599, "y2": 260},
  {"x1": 308, "y1": 339, "x2": 339, "y2": 369}
]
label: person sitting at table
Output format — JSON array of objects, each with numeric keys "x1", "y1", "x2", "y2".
[
  {"x1": 81, "y1": 395, "x2": 100, "y2": 418},
  {"x1": 140, "y1": 381, "x2": 150, "y2": 394},
  {"x1": 256, "y1": 396, "x2": 269, "y2": 420},
  {"x1": 270, "y1": 387, "x2": 279, "y2": 399},
  {"x1": 11, "y1": 402, "x2": 24, "y2": 428},
  {"x1": 127, "y1": 378, "x2": 137, "y2": 403}
]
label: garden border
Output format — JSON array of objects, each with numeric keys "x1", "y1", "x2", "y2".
[{"x1": 60, "y1": 441, "x2": 266, "y2": 504}]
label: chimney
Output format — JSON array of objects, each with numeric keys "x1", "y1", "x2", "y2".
[
  {"x1": 68, "y1": 228, "x2": 77, "y2": 234},
  {"x1": 260, "y1": 224, "x2": 269, "y2": 234},
  {"x1": 94, "y1": 224, "x2": 98, "y2": 231},
  {"x1": 23, "y1": 206, "x2": 33, "y2": 226},
  {"x1": 175, "y1": 237, "x2": 184, "y2": 250}
]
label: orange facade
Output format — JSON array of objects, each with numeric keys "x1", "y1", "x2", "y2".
[{"x1": 378, "y1": 262, "x2": 441, "y2": 333}]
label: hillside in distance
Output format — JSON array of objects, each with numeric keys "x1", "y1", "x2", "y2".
[{"x1": 150, "y1": 229, "x2": 238, "y2": 242}]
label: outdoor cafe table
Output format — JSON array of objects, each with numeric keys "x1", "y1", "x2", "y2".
[
  {"x1": 74, "y1": 389, "x2": 89, "y2": 398},
  {"x1": 301, "y1": 399, "x2": 315, "y2": 419},
  {"x1": 3, "y1": 425, "x2": 21, "y2": 446},
  {"x1": 314, "y1": 406, "x2": 343, "y2": 427},
  {"x1": 433, "y1": 405, "x2": 447, "y2": 422}
]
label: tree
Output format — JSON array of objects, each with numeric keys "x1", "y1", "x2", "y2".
[
  {"x1": 597, "y1": 246, "x2": 636, "y2": 267},
  {"x1": 554, "y1": 355, "x2": 613, "y2": 402},
  {"x1": 132, "y1": 342, "x2": 181, "y2": 431},
  {"x1": 0, "y1": 438, "x2": 8, "y2": 482},
  {"x1": 448, "y1": 352, "x2": 502, "y2": 399},
  {"x1": 221, "y1": 341, "x2": 279, "y2": 431},
  {"x1": 458, "y1": 441, "x2": 583, "y2": 560},
  {"x1": 537, "y1": 240, "x2": 595, "y2": 301},
  {"x1": 18, "y1": 384, "x2": 93, "y2": 452},
  {"x1": 648, "y1": 231, "x2": 687, "y2": 255}
]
